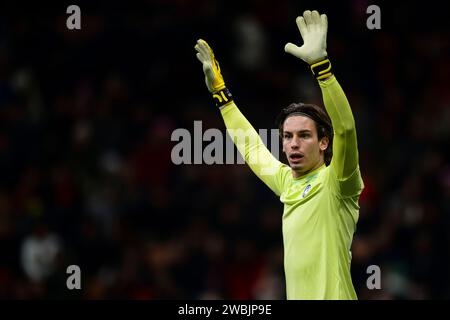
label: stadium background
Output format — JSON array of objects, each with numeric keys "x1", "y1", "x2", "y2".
[{"x1": 0, "y1": 0, "x2": 448, "y2": 299}]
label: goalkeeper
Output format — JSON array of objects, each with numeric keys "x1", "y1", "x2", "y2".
[{"x1": 195, "y1": 10, "x2": 364, "y2": 300}]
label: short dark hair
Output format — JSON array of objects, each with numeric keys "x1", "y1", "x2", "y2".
[{"x1": 276, "y1": 102, "x2": 334, "y2": 165}]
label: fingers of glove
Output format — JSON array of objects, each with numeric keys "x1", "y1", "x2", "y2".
[
  {"x1": 311, "y1": 11, "x2": 320, "y2": 22},
  {"x1": 196, "y1": 52, "x2": 206, "y2": 64},
  {"x1": 194, "y1": 41, "x2": 205, "y2": 54},
  {"x1": 320, "y1": 14, "x2": 328, "y2": 33},
  {"x1": 197, "y1": 39, "x2": 215, "y2": 61},
  {"x1": 303, "y1": 10, "x2": 313, "y2": 26},
  {"x1": 284, "y1": 42, "x2": 300, "y2": 56},
  {"x1": 311, "y1": 10, "x2": 320, "y2": 31},
  {"x1": 195, "y1": 43, "x2": 208, "y2": 62},
  {"x1": 195, "y1": 40, "x2": 209, "y2": 60},
  {"x1": 200, "y1": 39, "x2": 214, "y2": 54},
  {"x1": 197, "y1": 44, "x2": 211, "y2": 61},
  {"x1": 295, "y1": 16, "x2": 307, "y2": 40}
]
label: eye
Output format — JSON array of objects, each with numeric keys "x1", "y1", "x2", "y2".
[{"x1": 283, "y1": 133, "x2": 291, "y2": 139}]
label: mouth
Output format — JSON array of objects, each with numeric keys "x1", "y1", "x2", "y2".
[{"x1": 289, "y1": 153, "x2": 304, "y2": 162}]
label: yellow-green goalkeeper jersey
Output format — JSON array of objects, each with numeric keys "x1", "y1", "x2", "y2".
[{"x1": 220, "y1": 75, "x2": 364, "y2": 300}]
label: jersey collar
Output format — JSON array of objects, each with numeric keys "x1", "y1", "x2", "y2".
[{"x1": 292, "y1": 163, "x2": 326, "y2": 181}]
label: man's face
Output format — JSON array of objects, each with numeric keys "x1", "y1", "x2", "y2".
[{"x1": 282, "y1": 115, "x2": 328, "y2": 177}]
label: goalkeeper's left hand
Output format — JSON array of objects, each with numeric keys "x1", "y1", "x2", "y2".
[{"x1": 284, "y1": 10, "x2": 328, "y2": 65}]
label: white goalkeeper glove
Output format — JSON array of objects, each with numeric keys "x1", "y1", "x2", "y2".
[
  {"x1": 285, "y1": 10, "x2": 328, "y2": 65},
  {"x1": 285, "y1": 10, "x2": 333, "y2": 80}
]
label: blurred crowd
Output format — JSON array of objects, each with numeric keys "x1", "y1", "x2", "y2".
[{"x1": 0, "y1": 0, "x2": 449, "y2": 299}]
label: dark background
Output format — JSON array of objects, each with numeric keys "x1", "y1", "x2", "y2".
[{"x1": 0, "y1": 0, "x2": 449, "y2": 299}]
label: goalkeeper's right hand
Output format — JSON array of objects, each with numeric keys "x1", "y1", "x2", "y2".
[{"x1": 195, "y1": 39, "x2": 226, "y2": 93}]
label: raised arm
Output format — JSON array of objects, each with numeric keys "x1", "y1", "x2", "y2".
[
  {"x1": 285, "y1": 10, "x2": 362, "y2": 194},
  {"x1": 319, "y1": 76, "x2": 358, "y2": 180},
  {"x1": 194, "y1": 39, "x2": 287, "y2": 196}
]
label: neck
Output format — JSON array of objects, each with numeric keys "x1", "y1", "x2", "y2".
[{"x1": 292, "y1": 160, "x2": 324, "y2": 179}]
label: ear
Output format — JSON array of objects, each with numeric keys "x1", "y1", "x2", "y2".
[{"x1": 319, "y1": 137, "x2": 329, "y2": 151}]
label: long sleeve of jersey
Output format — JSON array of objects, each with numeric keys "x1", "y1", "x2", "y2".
[
  {"x1": 319, "y1": 75, "x2": 363, "y2": 197},
  {"x1": 220, "y1": 102, "x2": 287, "y2": 196}
]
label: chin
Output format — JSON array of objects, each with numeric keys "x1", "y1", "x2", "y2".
[{"x1": 290, "y1": 163, "x2": 305, "y2": 171}]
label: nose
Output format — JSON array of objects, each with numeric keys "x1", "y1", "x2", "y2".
[{"x1": 290, "y1": 136, "x2": 301, "y2": 149}]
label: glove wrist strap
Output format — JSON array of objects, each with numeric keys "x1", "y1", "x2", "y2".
[
  {"x1": 212, "y1": 87, "x2": 233, "y2": 108},
  {"x1": 310, "y1": 57, "x2": 333, "y2": 80}
]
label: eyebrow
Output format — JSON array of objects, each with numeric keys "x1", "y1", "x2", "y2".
[{"x1": 283, "y1": 129, "x2": 312, "y2": 134}]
